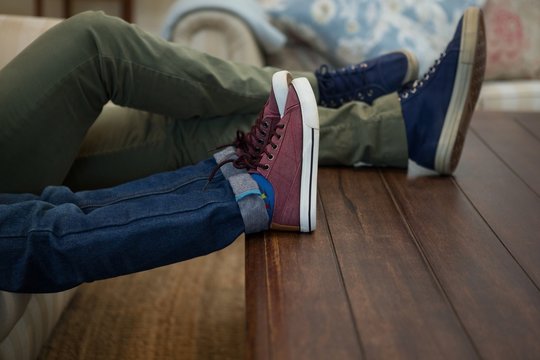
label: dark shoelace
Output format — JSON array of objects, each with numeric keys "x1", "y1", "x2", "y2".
[
  {"x1": 207, "y1": 111, "x2": 284, "y2": 183},
  {"x1": 315, "y1": 63, "x2": 370, "y2": 107}
]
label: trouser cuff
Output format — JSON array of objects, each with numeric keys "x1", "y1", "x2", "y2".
[{"x1": 214, "y1": 147, "x2": 269, "y2": 234}]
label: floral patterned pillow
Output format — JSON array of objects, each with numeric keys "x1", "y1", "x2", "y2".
[
  {"x1": 261, "y1": 0, "x2": 485, "y2": 74},
  {"x1": 484, "y1": 0, "x2": 540, "y2": 80}
]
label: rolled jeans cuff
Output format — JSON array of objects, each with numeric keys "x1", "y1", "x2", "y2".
[{"x1": 214, "y1": 147, "x2": 269, "y2": 234}]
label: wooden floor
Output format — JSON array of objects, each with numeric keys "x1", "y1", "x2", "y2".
[{"x1": 246, "y1": 111, "x2": 540, "y2": 360}]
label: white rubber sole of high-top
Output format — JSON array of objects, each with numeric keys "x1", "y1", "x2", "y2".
[
  {"x1": 272, "y1": 70, "x2": 293, "y2": 117},
  {"x1": 435, "y1": 7, "x2": 486, "y2": 174},
  {"x1": 291, "y1": 77, "x2": 320, "y2": 232}
]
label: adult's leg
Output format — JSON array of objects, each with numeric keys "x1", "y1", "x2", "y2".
[
  {"x1": 318, "y1": 93, "x2": 408, "y2": 167},
  {"x1": 0, "y1": 11, "x2": 283, "y2": 193},
  {"x1": 64, "y1": 93, "x2": 407, "y2": 190},
  {"x1": 0, "y1": 158, "x2": 247, "y2": 293},
  {"x1": 0, "y1": 10, "x2": 406, "y2": 192}
]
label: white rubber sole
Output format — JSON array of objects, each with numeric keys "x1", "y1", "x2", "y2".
[
  {"x1": 272, "y1": 71, "x2": 292, "y2": 117},
  {"x1": 291, "y1": 77, "x2": 320, "y2": 232},
  {"x1": 435, "y1": 7, "x2": 485, "y2": 174}
]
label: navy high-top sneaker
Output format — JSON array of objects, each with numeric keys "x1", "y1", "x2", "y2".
[
  {"x1": 400, "y1": 7, "x2": 486, "y2": 175},
  {"x1": 315, "y1": 50, "x2": 418, "y2": 108}
]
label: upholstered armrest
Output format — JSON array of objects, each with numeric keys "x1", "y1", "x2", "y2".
[{"x1": 166, "y1": 10, "x2": 265, "y2": 67}]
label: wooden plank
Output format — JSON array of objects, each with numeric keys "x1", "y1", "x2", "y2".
[
  {"x1": 246, "y1": 195, "x2": 363, "y2": 360},
  {"x1": 384, "y1": 169, "x2": 540, "y2": 359},
  {"x1": 318, "y1": 168, "x2": 478, "y2": 359},
  {"x1": 515, "y1": 112, "x2": 540, "y2": 139},
  {"x1": 455, "y1": 130, "x2": 540, "y2": 286},
  {"x1": 246, "y1": 233, "x2": 272, "y2": 360},
  {"x1": 471, "y1": 112, "x2": 540, "y2": 194}
]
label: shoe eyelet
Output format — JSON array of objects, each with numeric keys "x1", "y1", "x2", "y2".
[
  {"x1": 411, "y1": 88, "x2": 417, "y2": 94},
  {"x1": 271, "y1": 144, "x2": 277, "y2": 149},
  {"x1": 268, "y1": 154, "x2": 274, "y2": 160},
  {"x1": 367, "y1": 89, "x2": 374, "y2": 97},
  {"x1": 263, "y1": 121, "x2": 269, "y2": 128},
  {"x1": 402, "y1": 93, "x2": 409, "y2": 99},
  {"x1": 360, "y1": 63, "x2": 368, "y2": 68},
  {"x1": 263, "y1": 164, "x2": 270, "y2": 170}
]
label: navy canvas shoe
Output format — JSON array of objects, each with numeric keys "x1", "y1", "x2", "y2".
[
  {"x1": 315, "y1": 50, "x2": 419, "y2": 108},
  {"x1": 400, "y1": 7, "x2": 486, "y2": 175}
]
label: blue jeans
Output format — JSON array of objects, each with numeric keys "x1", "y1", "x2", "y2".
[{"x1": 0, "y1": 158, "x2": 245, "y2": 293}]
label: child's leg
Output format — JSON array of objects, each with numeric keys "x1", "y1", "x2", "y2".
[{"x1": 0, "y1": 158, "x2": 248, "y2": 293}]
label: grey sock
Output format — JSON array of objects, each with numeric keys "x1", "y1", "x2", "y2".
[{"x1": 214, "y1": 147, "x2": 269, "y2": 234}]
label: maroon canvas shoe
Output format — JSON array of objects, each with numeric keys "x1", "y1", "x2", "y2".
[
  {"x1": 257, "y1": 77, "x2": 320, "y2": 232},
  {"x1": 232, "y1": 71, "x2": 291, "y2": 156},
  {"x1": 212, "y1": 75, "x2": 319, "y2": 232}
]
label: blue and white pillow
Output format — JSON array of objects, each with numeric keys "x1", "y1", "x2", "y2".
[{"x1": 261, "y1": 0, "x2": 486, "y2": 74}]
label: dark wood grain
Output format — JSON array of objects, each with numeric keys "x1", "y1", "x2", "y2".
[
  {"x1": 384, "y1": 169, "x2": 540, "y2": 360},
  {"x1": 318, "y1": 168, "x2": 477, "y2": 359},
  {"x1": 455, "y1": 129, "x2": 540, "y2": 287},
  {"x1": 246, "y1": 112, "x2": 540, "y2": 360},
  {"x1": 515, "y1": 112, "x2": 540, "y2": 139},
  {"x1": 246, "y1": 231, "x2": 271, "y2": 360},
  {"x1": 471, "y1": 112, "x2": 540, "y2": 194},
  {"x1": 246, "y1": 195, "x2": 363, "y2": 360}
]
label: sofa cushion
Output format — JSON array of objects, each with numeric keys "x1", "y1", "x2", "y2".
[
  {"x1": 483, "y1": 0, "x2": 540, "y2": 80},
  {"x1": 262, "y1": 0, "x2": 485, "y2": 74},
  {"x1": 169, "y1": 10, "x2": 264, "y2": 67},
  {"x1": 0, "y1": 290, "x2": 76, "y2": 360},
  {"x1": 0, "y1": 292, "x2": 31, "y2": 341},
  {"x1": 0, "y1": 15, "x2": 61, "y2": 69}
]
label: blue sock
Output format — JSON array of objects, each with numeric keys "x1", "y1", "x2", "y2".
[{"x1": 250, "y1": 173, "x2": 274, "y2": 219}]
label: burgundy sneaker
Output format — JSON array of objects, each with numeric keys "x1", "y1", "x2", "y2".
[
  {"x1": 258, "y1": 78, "x2": 320, "y2": 232},
  {"x1": 219, "y1": 77, "x2": 320, "y2": 232}
]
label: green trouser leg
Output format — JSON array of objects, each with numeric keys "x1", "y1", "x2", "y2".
[
  {"x1": 64, "y1": 95, "x2": 407, "y2": 190},
  {"x1": 0, "y1": 11, "x2": 407, "y2": 193},
  {"x1": 0, "y1": 11, "x2": 274, "y2": 193}
]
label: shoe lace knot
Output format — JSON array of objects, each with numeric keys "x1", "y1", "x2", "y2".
[
  {"x1": 400, "y1": 51, "x2": 447, "y2": 100},
  {"x1": 316, "y1": 63, "x2": 370, "y2": 107},
  {"x1": 208, "y1": 111, "x2": 284, "y2": 182}
]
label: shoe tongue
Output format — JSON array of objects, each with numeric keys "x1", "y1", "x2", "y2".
[{"x1": 263, "y1": 89, "x2": 281, "y2": 118}]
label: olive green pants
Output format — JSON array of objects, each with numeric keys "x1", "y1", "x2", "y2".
[{"x1": 0, "y1": 11, "x2": 407, "y2": 194}]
